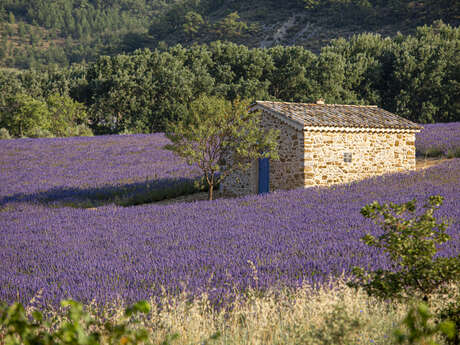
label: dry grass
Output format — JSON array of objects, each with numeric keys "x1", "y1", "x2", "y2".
[{"x1": 25, "y1": 280, "x2": 459, "y2": 345}]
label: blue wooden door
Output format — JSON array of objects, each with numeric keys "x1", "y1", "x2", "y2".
[{"x1": 258, "y1": 158, "x2": 269, "y2": 194}]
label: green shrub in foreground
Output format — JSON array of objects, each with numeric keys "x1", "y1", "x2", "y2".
[
  {"x1": 349, "y1": 195, "x2": 460, "y2": 345},
  {"x1": 438, "y1": 296, "x2": 460, "y2": 345},
  {"x1": 0, "y1": 300, "x2": 153, "y2": 345},
  {"x1": 394, "y1": 303, "x2": 455, "y2": 345},
  {"x1": 349, "y1": 195, "x2": 460, "y2": 301}
]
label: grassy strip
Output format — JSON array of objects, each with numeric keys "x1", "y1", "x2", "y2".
[{"x1": 14, "y1": 280, "x2": 458, "y2": 345}]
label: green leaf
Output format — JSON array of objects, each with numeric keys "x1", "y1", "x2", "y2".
[
  {"x1": 351, "y1": 196, "x2": 458, "y2": 300},
  {"x1": 438, "y1": 320, "x2": 456, "y2": 339},
  {"x1": 32, "y1": 310, "x2": 43, "y2": 322},
  {"x1": 125, "y1": 300, "x2": 150, "y2": 316}
]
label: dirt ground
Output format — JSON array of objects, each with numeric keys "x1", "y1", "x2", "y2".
[{"x1": 415, "y1": 157, "x2": 449, "y2": 170}]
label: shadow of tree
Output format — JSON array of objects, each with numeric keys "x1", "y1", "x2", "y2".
[{"x1": 0, "y1": 176, "x2": 206, "y2": 208}]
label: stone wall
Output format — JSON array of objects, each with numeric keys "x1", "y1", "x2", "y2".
[
  {"x1": 221, "y1": 110, "x2": 304, "y2": 196},
  {"x1": 221, "y1": 109, "x2": 417, "y2": 195},
  {"x1": 303, "y1": 130, "x2": 416, "y2": 186},
  {"x1": 261, "y1": 111, "x2": 305, "y2": 191},
  {"x1": 220, "y1": 160, "x2": 258, "y2": 196}
]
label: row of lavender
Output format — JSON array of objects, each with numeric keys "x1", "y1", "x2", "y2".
[
  {"x1": 416, "y1": 122, "x2": 460, "y2": 157},
  {"x1": 1, "y1": 162, "x2": 459, "y2": 306},
  {"x1": 1, "y1": 123, "x2": 458, "y2": 205},
  {"x1": 0, "y1": 134, "x2": 201, "y2": 206},
  {"x1": 0, "y1": 123, "x2": 459, "y2": 307}
]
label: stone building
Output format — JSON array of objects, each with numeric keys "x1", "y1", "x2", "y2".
[{"x1": 221, "y1": 100, "x2": 421, "y2": 196}]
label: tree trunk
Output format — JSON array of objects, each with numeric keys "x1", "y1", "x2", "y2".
[{"x1": 208, "y1": 183, "x2": 213, "y2": 201}]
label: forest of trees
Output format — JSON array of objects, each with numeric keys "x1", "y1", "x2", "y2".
[
  {"x1": 0, "y1": 0, "x2": 458, "y2": 69},
  {"x1": 0, "y1": 21, "x2": 458, "y2": 138}
]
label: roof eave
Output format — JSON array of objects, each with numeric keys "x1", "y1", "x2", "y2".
[{"x1": 303, "y1": 126, "x2": 421, "y2": 133}]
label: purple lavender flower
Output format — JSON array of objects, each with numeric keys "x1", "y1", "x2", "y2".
[
  {"x1": 416, "y1": 122, "x2": 460, "y2": 156},
  {"x1": 0, "y1": 134, "x2": 201, "y2": 205},
  {"x1": 0, "y1": 134, "x2": 459, "y2": 308}
]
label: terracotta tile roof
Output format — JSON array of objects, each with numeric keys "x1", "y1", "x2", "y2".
[{"x1": 253, "y1": 101, "x2": 421, "y2": 130}]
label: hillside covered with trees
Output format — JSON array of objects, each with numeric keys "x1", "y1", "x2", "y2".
[
  {"x1": 0, "y1": 0, "x2": 459, "y2": 69},
  {"x1": 0, "y1": 21, "x2": 458, "y2": 138}
]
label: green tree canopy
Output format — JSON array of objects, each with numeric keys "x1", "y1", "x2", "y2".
[
  {"x1": 0, "y1": 22, "x2": 458, "y2": 137},
  {"x1": 215, "y1": 12, "x2": 248, "y2": 38},
  {"x1": 46, "y1": 93, "x2": 91, "y2": 137},
  {"x1": 2, "y1": 93, "x2": 51, "y2": 137},
  {"x1": 165, "y1": 95, "x2": 279, "y2": 200},
  {"x1": 183, "y1": 11, "x2": 205, "y2": 37}
]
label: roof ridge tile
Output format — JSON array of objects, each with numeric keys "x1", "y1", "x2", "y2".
[{"x1": 256, "y1": 100, "x2": 377, "y2": 108}]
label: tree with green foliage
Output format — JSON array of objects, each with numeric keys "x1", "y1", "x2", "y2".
[
  {"x1": 215, "y1": 12, "x2": 248, "y2": 39},
  {"x1": 17, "y1": 22, "x2": 26, "y2": 39},
  {"x1": 0, "y1": 41, "x2": 6, "y2": 61},
  {"x1": 207, "y1": 41, "x2": 273, "y2": 100},
  {"x1": 324, "y1": 33, "x2": 395, "y2": 106},
  {"x1": 86, "y1": 50, "x2": 196, "y2": 134},
  {"x1": 46, "y1": 93, "x2": 92, "y2": 137},
  {"x1": 349, "y1": 195, "x2": 460, "y2": 301},
  {"x1": 8, "y1": 11, "x2": 15, "y2": 24},
  {"x1": 313, "y1": 50, "x2": 352, "y2": 103},
  {"x1": 183, "y1": 11, "x2": 205, "y2": 38},
  {"x1": 391, "y1": 21, "x2": 460, "y2": 123},
  {"x1": 165, "y1": 95, "x2": 279, "y2": 200},
  {"x1": 2, "y1": 93, "x2": 51, "y2": 137},
  {"x1": 267, "y1": 45, "x2": 318, "y2": 101},
  {"x1": 6, "y1": 23, "x2": 15, "y2": 37}
]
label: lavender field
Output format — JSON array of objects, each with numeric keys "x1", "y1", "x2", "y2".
[
  {"x1": 0, "y1": 134, "x2": 201, "y2": 206},
  {"x1": 0, "y1": 126, "x2": 459, "y2": 308},
  {"x1": 416, "y1": 122, "x2": 460, "y2": 157}
]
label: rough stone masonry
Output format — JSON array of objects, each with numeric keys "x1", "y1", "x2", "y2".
[{"x1": 221, "y1": 101, "x2": 419, "y2": 196}]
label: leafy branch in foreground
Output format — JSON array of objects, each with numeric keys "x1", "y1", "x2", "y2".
[
  {"x1": 0, "y1": 300, "x2": 152, "y2": 345},
  {"x1": 349, "y1": 195, "x2": 460, "y2": 300},
  {"x1": 394, "y1": 303, "x2": 456, "y2": 345}
]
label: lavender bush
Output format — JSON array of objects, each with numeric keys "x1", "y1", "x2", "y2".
[
  {"x1": 416, "y1": 122, "x2": 460, "y2": 157},
  {"x1": 0, "y1": 134, "x2": 202, "y2": 206},
  {"x1": 1, "y1": 132, "x2": 459, "y2": 308},
  {"x1": 1, "y1": 156, "x2": 459, "y2": 307}
]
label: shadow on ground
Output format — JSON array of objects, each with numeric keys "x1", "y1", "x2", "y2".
[{"x1": 0, "y1": 177, "x2": 207, "y2": 209}]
